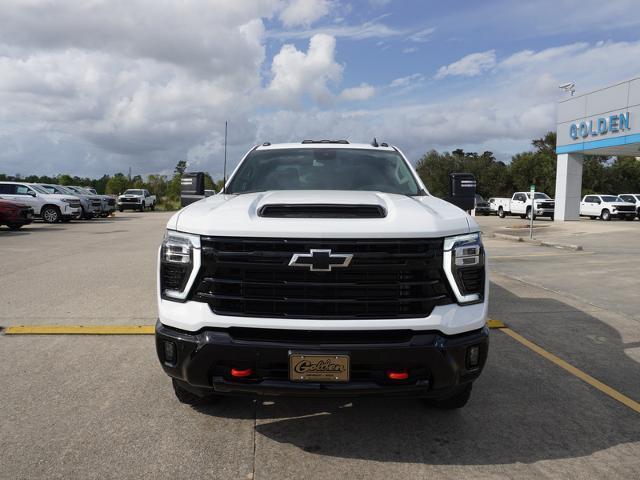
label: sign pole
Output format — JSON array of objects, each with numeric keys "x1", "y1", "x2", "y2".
[{"x1": 529, "y1": 184, "x2": 535, "y2": 239}]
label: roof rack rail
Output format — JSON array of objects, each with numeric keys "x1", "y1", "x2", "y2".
[{"x1": 301, "y1": 139, "x2": 350, "y2": 144}]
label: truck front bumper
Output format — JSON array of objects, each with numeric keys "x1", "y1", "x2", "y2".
[
  {"x1": 156, "y1": 321, "x2": 489, "y2": 398},
  {"x1": 534, "y1": 208, "x2": 555, "y2": 217}
]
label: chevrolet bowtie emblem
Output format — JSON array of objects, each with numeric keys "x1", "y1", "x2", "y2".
[{"x1": 289, "y1": 249, "x2": 353, "y2": 272}]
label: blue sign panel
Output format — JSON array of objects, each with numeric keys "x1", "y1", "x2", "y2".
[{"x1": 569, "y1": 112, "x2": 630, "y2": 140}]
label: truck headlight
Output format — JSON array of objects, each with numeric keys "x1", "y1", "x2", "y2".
[
  {"x1": 160, "y1": 231, "x2": 201, "y2": 301},
  {"x1": 443, "y1": 233, "x2": 485, "y2": 305}
]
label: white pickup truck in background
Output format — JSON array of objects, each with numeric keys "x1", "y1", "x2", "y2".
[
  {"x1": 117, "y1": 189, "x2": 156, "y2": 212},
  {"x1": 491, "y1": 192, "x2": 555, "y2": 220}
]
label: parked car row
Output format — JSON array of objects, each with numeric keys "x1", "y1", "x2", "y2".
[
  {"x1": 482, "y1": 191, "x2": 640, "y2": 221},
  {"x1": 0, "y1": 181, "x2": 117, "y2": 229}
]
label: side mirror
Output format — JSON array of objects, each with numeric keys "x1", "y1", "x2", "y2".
[{"x1": 29, "y1": 190, "x2": 37, "y2": 197}]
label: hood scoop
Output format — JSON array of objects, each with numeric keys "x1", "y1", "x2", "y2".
[{"x1": 257, "y1": 203, "x2": 387, "y2": 218}]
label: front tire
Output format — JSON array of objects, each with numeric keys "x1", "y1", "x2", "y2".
[
  {"x1": 526, "y1": 208, "x2": 535, "y2": 220},
  {"x1": 601, "y1": 209, "x2": 611, "y2": 221},
  {"x1": 150, "y1": 203, "x2": 156, "y2": 211},
  {"x1": 425, "y1": 383, "x2": 472, "y2": 410},
  {"x1": 41, "y1": 206, "x2": 60, "y2": 223},
  {"x1": 498, "y1": 207, "x2": 505, "y2": 218},
  {"x1": 7, "y1": 224, "x2": 23, "y2": 230}
]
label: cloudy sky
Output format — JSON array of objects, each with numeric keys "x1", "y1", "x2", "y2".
[{"x1": 2, "y1": 0, "x2": 640, "y2": 179}]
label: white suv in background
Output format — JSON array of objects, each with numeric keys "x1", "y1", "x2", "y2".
[
  {"x1": 580, "y1": 195, "x2": 636, "y2": 221},
  {"x1": 0, "y1": 182, "x2": 81, "y2": 223},
  {"x1": 618, "y1": 194, "x2": 640, "y2": 219}
]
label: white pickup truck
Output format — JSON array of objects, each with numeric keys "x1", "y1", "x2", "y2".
[
  {"x1": 117, "y1": 189, "x2": 156, "y2": 212},
  {"x1": 155, "y1": 140, "x2": 489, "y2": 410},
  {"x1": 580, "y1": 195, "x2": 636, "y2": 221},
  {"x1": 492, "y1": 192, "x2": 555, "y2": 220}
]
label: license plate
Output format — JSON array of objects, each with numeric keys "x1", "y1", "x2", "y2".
[{"x1": 289, "y1": 354, "x2": 350, "y2": 382}]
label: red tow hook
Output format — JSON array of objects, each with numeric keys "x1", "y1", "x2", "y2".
[
  {"x1": 387, "y1": 369, "x2": 409, "y2": 380},
  {"x1": 230, "y1": 367, "x2": 253, "y2": 378}
]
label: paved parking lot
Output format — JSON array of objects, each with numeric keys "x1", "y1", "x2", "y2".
[{"x1": 1, "y1": 213, "x2": 639, "y2": 479}]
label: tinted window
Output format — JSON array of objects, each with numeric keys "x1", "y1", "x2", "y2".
[
  {"x1": 601, "y1": 196, "x2": 620, "y2": 202},
  {"x1": 226, "y1": 148, "x2": 420, "y2": 195},
  {"x1": 0, "y1": 183, "x2": 16, "y2": 194},
  {"x1": 124, "y1": 189, "x2": 144, "y2": 195},
  {"x1": 584, "y1": 196, "x2": 595, "y2": 202},
  {"x1": 15, "y1": 185, "x2": 31, "y2": 195}
]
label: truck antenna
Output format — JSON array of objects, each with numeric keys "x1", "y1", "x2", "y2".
[{"x1": 222, "y1": 121, "x2": 228, "y2": 194}]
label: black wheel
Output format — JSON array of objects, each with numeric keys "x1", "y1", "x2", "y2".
[
  {"x1": 139, "y1": 204, "x2": 145, "y2": 212},
  {"x1": 526, "y1": 208, "x2": 535, "y2": 220},
  {"x1": 7, "y1": 224, "x2": 23, "y2": 230},
  {"x1": 498, "y1": 207, "x2": 505, "y2": 218},
  {"x1": 601, "y1": 209, "x2": 611, "y2": 221},
  {"x1": 172, "y1": 379, "x2": 215, "y2": 405},
  {"x1": 549, "y1": 215, "x2": 554, "y2": 221},
  {"x1": 150, "y1": 203, "x2": 156, "y2": 211},
  {"x1": 80, "y1": 207, "x2": 92, "y2": 220},
  {"x1": 425, "y1": 383, "x2": 473, "y2": 410},
  {"x1": 41, "y1": 206, "x2": 60, "y2": 223},
  {"x1": 118, "y1": 207, "x2": 124, "y2": 212},
  {"x1": 589, "y1": 216, "x2": 596, "y2": 220}
]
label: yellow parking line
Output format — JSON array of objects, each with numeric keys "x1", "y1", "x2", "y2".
[
  {"x1": 3, "y1": 325, "x2": 155, "y2": 335},
  {"x1": 500, "y1": 326, "x2": 640, "y2": 414},
  {"x1": 487, "y1": 319, "x2": 506, "y2": 329}
]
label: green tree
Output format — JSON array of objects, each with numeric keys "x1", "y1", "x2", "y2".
[
  {"x1": 106, "y1": 173, "x2": 130, "y2": 195},
  {"x1": 174, "y1": 160, "x2": 187, "y2": 175}
]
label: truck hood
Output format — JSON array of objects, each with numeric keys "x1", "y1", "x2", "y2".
[{"x1": 171, "y1": 190, "x2": 474, "y2": 238}]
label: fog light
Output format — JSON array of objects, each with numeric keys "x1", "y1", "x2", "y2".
[
  {"x1": 164, "y1": 341, "x2": 177, "y2": 366},
  {"x1": 467, "y1": 345, "x2": 480, "y2": 368},
  {"x1": 231, "y1": 367, "x2": 253, "y2": 378},
  {"x1": 387, "y1": 370, "x2": 409, "y2": 380}
]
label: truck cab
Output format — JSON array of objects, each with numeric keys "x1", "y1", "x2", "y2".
[{"x1": 155, "y1": 141, "x2": 489, "y2": 409}]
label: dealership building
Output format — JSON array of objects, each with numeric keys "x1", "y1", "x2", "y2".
[{"x1": 554, "y1": 77, "x2": 640, "y2": 220}]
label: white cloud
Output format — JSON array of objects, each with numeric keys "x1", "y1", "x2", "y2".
[
  {"x1": 402, "y1": 47, "x2": 418, "y2": 54},
  {"x1": 269, "y1": 15, "x2": 403, "y2": 40},
  {"x1": 435, "y1": 50, "x2": 497, "y2": 79},
  {"x1": 340, "y1": 83, "x2": 375, "y2": 101},
  {"x1": 265, "y1": 34, "x2": 343, "y2": 106},
  {"x1": 389, "y1": 73, "x2": 424, "y2": 88},
  {"x1": 408, "y1": 27, "x2": 435, "y2": 42},
  {"x1": 279, "y1": 0, "x2": 331, "y2": 27}
]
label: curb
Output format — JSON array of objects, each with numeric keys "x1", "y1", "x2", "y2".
[{"x1": 492, "y1": 233, "x2": 583, "y2": 251}]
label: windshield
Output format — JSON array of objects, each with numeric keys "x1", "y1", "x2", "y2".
[
  {"x1": 528, "y1": 192, "x2": 551, "y2": 199},
  {"x1": 601, "y1": 195, "x2": 622, "y2": 202},
  {"x1": 70, "y1": 186, "x2": 93, "y2": 195},
  {"x1": 124, "y1": 189, "x2": 143, "y2": 195},
  {"x1": 30, "y1": 184, "x2": 50, "y2": 194},
  {"x1": 226, "y1": 148, "x2": 420, "y2": 195},
  {"x1": 475, "y1": 194, "x2": 485, "y2": 202}
]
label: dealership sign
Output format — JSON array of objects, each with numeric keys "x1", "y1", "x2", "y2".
[{"x1": 569, "y1": 112, "x2": 630, "y2": 140}]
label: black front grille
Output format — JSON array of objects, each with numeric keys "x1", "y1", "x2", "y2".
[
  {"x1": 91, "y1": 200, "x2": 101, "y2": 207},
  {"x1": 258, "y1": 204, "x2": 386, "y2": 218},
  {"x1": 539, "y1": 202, "x2": 554, "y2": 209},
  {"x1": 191, "y1": 237, "x2": 453, "y2": 319},
  {"x1": 108, "y1": 198, "x2": 116, "y2": 206},
  {"x1": 616, "y1": 205, "x2": 634, "y2": 212}
]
